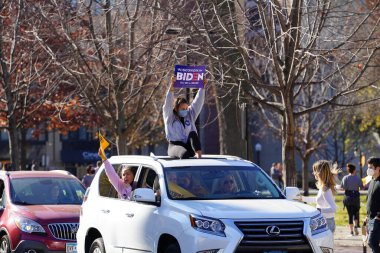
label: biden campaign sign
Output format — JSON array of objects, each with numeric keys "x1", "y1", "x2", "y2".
[{"x1": 174, "y1": 65, "x2": 205, "y2": 88}]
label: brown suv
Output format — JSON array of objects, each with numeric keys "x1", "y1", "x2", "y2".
[{"x1": 0, "y1": 170, "x2": 85, "y2": 253}]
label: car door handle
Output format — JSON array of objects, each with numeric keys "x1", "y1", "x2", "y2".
[
  {"x1": 101, "y1": 209, "x2": 110, "y2": 214},
  {"x1": 126, "y1": 213, "x2": 134, "y2": 218}
]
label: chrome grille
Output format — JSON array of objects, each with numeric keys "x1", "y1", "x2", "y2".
[
  {"x1": 48, "y1": 223, "x2": 79, "y2": 240},
  {"x1": 234, "y1": 220, "x2": 306, "y2": 247}
]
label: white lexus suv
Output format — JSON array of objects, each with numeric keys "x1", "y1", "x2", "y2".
[{"x1": 77, "y1": 155, "x2": 333, "y2": 253}]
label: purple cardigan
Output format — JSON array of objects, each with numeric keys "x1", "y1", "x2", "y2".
[{"x1": 103, "y1": 159, "x2": 132, "y2": 199}]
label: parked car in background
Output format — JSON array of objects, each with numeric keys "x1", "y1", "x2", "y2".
[
  {"x1": 78, "y1": 155, "x2": 333, "y2": 253},
  {"x1": 0, "y1": 170, "x2": 85, "y2": 253}
]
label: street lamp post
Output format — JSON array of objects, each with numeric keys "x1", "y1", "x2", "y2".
[{"x1": 255, "y1": 143, "x2": 262, "y2": 166}]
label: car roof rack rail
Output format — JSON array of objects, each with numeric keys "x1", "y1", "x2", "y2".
[
  {"x1": 151, "y1": 154, "x2": 244, "y2": 161},
  {"x1": 150, "y1": 152, "x2": 158, "y2": 161}
]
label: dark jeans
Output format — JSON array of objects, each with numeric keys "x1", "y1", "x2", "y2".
[
  {"x1": 346, "y1": 205, "x2": 360, "y2": 225},
  {"x1": 368, "y1": 218, "x2": 380, "y2": 253},
  {"x1": 168, "y1": 131, "x2": 201, "y2": 159}
]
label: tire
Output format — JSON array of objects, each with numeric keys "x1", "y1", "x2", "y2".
[
  {"x1": 89, "y1": 238, "x2": 105, "y2": 253},
  {"x1": 163, "y1": 242, "x2": 181, "y2": 253},
  {"x1": 0, "y1": 235, "x2": 11, "y2": 253}
]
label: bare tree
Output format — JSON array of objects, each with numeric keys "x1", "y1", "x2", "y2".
[
  {"x1": 295, "y1": 107, "x2": 343, "y2": 195},
  {"x1": 0, "y1": 0, "x2": 62, "y2": 169},
  {"x1": 32, "y1": 0, "x2": 177, "y2": 154},
  {"x1": 163, "y1": 0, "x2": 380, "y2": 186}
]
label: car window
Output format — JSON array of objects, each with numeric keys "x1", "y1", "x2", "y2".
[
  {"x1": 10, "y1": 177, "x2": 85, "y2": 205},
  {"x1": 164, "y1": 166, "x2": 283, "y2": 200},
  {"x1": 137, "y1": 167, "x2": 158, "y2": 190},
  {"x1": 135, "y1": 166, "x2": 160, "y2": 203},
  {"x1": 98, "y1": 169, "x2": 118, "y2": 198},
  {"x1": 1, "y1": 190, "x2": 6, "y2": 208},
  {"x1": 98, "y1": 164, "x2": 139, "y2": 199}
]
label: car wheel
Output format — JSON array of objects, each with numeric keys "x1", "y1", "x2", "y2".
[
  {"x1": 0, "y1": 235, "x2": 11, "y2": 253},
  {"x1": 163, "y1": 242, "x2": 181, "y2": 253},
  {"x1": 89, "y1": 238, "x2": 105, "y2": 253}
]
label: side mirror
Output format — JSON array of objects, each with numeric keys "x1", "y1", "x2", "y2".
[
  {"x1": 132, "y1": 188, "x2": 156, "y2": 203},
  {"x1": 284, "y1": 187, "x2": 300, "y2": 200}
]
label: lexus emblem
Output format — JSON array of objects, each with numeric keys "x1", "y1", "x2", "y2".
[{"x1": 266, "y1": 225, "x2": 280, "y2": 236}]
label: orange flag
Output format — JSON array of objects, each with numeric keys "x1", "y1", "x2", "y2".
[
  {"x1": 98, "y1": 132, "x2": 109, "y2": 160},
  {"x1": 168, "y1": 182, "x2": 195, "y2": 198}
]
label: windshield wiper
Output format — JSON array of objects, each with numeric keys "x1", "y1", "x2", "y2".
[
  {"x1": 177, "y1": 197, "x2": 203, "y2": 200},
  {"x1": 13, "y1": 200, "x2": 33, "y2": 205}
]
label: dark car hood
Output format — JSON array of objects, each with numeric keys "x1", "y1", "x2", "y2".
[{"x1": 14, "y1": 205, "x2": 80, "y2": 224}]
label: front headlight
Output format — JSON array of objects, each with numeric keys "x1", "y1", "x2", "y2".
[
  {"x1": 310, "y1": 213, "x2": 328, "y2": 235},
  {"x1": 14, "y1": 217, "x2": 46, "y2": 233},
  {"x1": 190, "y1": 214, "x2": 226, "y2": 237}
]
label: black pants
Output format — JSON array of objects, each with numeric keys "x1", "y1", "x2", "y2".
[
  {"x1": 368, "y1": 218, "x2": 380, "y2": 253},
  {"x1": 346, "y1": 205, "x2": 360, "y2": 225},
  {"x1": 168, "y1": 131, "x2": 201, "y2": 159}
]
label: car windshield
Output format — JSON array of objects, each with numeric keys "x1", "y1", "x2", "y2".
[
  {"x1": 164, "y1": 165, "x2": 284, "y2": 200},
  {"x1": 10, "y1": 178, "x2": 85, "y2": 205}
]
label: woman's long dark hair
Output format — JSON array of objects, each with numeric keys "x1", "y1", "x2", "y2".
[{"x1": 173, "y1": 97, "x2": 188, "y2": 116}]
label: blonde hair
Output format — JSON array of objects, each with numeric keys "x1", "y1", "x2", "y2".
[
  {"x1": 223, "y1": 174, "x2": 238, "y2": 193},
  {"x1": 312, "y1": 160, "x2": 338, "y2": 195}
]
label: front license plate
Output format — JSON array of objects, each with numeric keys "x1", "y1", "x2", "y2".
[{"x1": 66, "y1": 243, "x2": 77, "y2": 253}]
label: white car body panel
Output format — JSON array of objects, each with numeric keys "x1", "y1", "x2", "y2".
[
  {"x1": 77, "y1": 155, "x2": 334, "y2": 253},
  {"x1": 171, "y1": 199, "x2": 318, "y2": 219}
]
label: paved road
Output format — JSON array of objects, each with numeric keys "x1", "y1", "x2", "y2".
[
  {"x1": 335, "y1": 246, "x2": 364, "y2": 253},
  {"x1": 334, "y1": 226, "x2": 367, "y2": 253}
]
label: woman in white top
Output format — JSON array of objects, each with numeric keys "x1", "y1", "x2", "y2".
[{"x1": 302, "y1": 160, "x2": 338, "y2": 233}]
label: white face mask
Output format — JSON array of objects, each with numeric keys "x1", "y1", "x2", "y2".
[{"x1": 367, "y1": 168, "x2": 375, "y2": 177}]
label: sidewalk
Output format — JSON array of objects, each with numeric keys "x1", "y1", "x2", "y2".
[
  {"x1": 335, "y1": 226, "x2": 366, "y2": 253},
  {"x1": 304, "y1": 189, "x2": 368, "y2": 195}
]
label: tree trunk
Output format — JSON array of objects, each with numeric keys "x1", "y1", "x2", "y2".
[
  {"x1": 20, "y1": 128, "x2": 27, "y2": 170},
  {"x1": 115, "y1": 104, "x2": 128, "y2": 155},
  {"x1": 283, "y1": 107, "x2": 297, "y2": 187},
  {"x1": 115, "y1": 129, "x2": 128, "y2": 155},
  {"x1": 215, "y1": 94, "x2": 227, "y2": 155},
  {"x1": 283, "y1": 138, "x2": 297, "y2": 187},
  {"x1": 8, "y1": 119, "x2": 20, "y2": 171},
  {"x1": 301, "y1": 157, "x2": 310, "y2": 196},
  {"x1": 214, "y1": 92, "x2": 245, "y2": 157}
]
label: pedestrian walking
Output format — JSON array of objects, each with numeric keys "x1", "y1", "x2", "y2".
[
  {"x1": 82, "y1": 165, "x2": 95, "y2": 189},
  {"x1": 270, "y1": 162, "x2": 282, "y2": 188},
  {"x1": 94, "y1": 160, "x2": 102, "y2": 174},
  {"x1": 277, "y1": 163, "x2": 284, "y2": 189},
  {"x1": 341, "y1": 163, "x2": 364, "y2": 236},
  {"x1": 365, "y1": 157, "x2": 380, "y2": 253},
  {"x1": 31, "y1": 160, "x2": 39, "y2": 171},
  {"x1": 302, "y1": 160, "x2": 339, "y2": 233}
]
